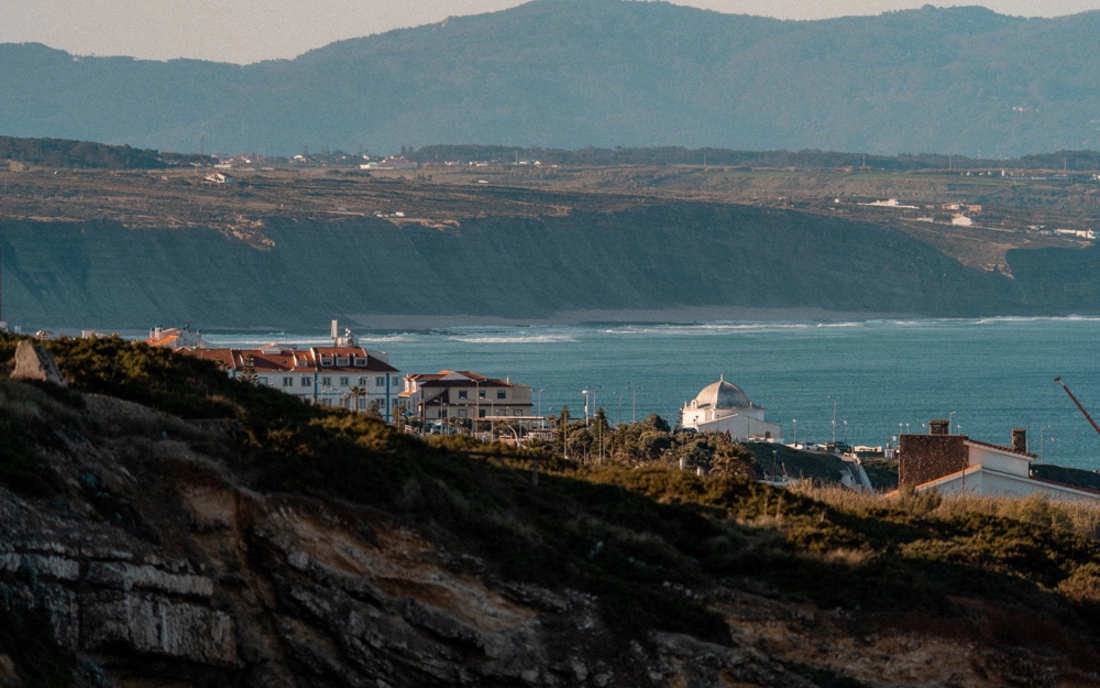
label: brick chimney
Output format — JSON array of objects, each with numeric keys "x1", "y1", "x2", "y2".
[
  {"x1": 898, "y1": 419, "x2": 968, "y2": 488},
  {"x1": 1012, "y1": 428, "x2": 1027, "y2": 454}
]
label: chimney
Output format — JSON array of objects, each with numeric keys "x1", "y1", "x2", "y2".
[
  {"x1": 929, "y1": 419, "x2": 950, "y2": 435},
  {"x1": 1012, "y1": 428, "x2": 1027, "y2": 454}
]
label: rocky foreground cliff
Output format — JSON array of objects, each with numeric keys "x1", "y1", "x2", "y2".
[{"x1": 2, "y1": 335, "x2": 1100, "y2": 687}]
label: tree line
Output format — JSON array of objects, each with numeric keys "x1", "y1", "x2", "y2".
[
  {"x1": 408, "y1": 144, "x2": 1100, "y2": 173},
  {"x1": 0, "y1": 136, "x2": 210, "y2": 170}
]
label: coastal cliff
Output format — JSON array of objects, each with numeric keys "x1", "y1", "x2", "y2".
[
  {"x1": 3, "y1": 336, "x2": 1100, "y2": 687},
  {"x1": 4, "y1": 202, "x2": 1091, "y2": 331}
]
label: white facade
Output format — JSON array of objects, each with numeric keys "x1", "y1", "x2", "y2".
[
  {"x1": 401, "y1": 370, "x2": 533, "y2": 423},
  {"x1": 912, "y1": 438, "x2": 1100, "y2": 504},
  {"x1": 184, "y1": 345, "x2": 402, "y2": 420},
  {"x1": 682, "y1": 377, "x2": 782, "y2": 440}
]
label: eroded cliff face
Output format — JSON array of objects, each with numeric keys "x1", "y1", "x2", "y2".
[
  {"x1": 2, "y1": 383, "x2": 1097, "y2": 688},
  {"x1": 0, "y1": 203, "x2": 1060, "y2": 330},
  {"x1": 0, "y1": 391, "x2": 819, "y2": 687}
]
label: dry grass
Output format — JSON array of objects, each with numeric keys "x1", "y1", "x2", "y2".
[{"x1": 789, "y1": 481, "x2": 1100, "y2": 540}]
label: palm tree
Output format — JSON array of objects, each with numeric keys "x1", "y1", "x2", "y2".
[{"x1": 348, "y1": 385, "x2": 364, "y2": 413}]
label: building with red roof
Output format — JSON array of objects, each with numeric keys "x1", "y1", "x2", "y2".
[
  {"x1": 400, "y1": 370, "x2": 532, "y2": 427},
  {"x1": 184, "y1": 344, "x2": 401, "y2": 420}
]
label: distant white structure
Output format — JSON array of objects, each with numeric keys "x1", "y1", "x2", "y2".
[
  {"x1": 681, "y1": 376, "x2": 781, "y2": 440},
  {"x1": 951, "y1": 215, "x2": 974, "y2": 227},
  {"x1": 1054, "y1": 228, "x2": 1095, "y2": 240},
  {"x1": 860, "y1": 198, "x2": 919, "y2": 209},
  {"x1": 361, "y1": 156, "x2": 418, "y2": 170},
  {"x1": 145, "y1": 326, "x2": 207, "y2": 350}
]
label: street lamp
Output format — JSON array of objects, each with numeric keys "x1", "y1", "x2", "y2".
[
  {"x1": 475, "y1": 379, "x2": 481, "y2": 434},
  {"x1": 948, "y1": 410, "x2": 957, "y2": 435},
  {"x1": 1040, "y1": 425, "x2": 1051, "y2": 463},
  {"x1": 792, "y1": 419, "x2": 797, "y2": 447},
  {"x1": 613, "y1": 390, "x2": 623, "y2": 427},
  {"x1": 537, "y1": 389, "x2": 545, "y2": 428},
  {"x1": 843, "y1": 420, "x2": 848, "y2": 443},
  {"x1": 626, "y1": 386, "x2": 641, "y2": 424},
  {"x1": 828, "y1": 395, "x2": 837, "y2": 445},
  {"x1": 581, "y1": 390, "x2": 590, "y2": 423}
]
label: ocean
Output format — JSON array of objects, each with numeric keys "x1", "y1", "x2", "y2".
[{"x1": 204, "y1": 317, "x2": 1100, "y2": 471}]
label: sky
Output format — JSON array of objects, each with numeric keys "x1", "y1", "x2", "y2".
[{"x1": 4, "y1": 0, "x2": 1100, "y2": 64}]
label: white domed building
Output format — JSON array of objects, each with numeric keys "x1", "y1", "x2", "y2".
[{"x1": 681, "y1": 376, "x2": 782, "y2": 440}]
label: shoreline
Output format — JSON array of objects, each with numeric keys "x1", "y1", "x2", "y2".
[{"x1": 342, "y1": 307, "x2": 916, "y2": 331}]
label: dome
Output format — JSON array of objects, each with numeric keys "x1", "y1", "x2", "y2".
[{"x1": 692, "y1": 376, "x2": 752, "y2": 409}]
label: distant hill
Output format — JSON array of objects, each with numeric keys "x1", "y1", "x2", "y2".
[
  {"x1": 3, "y1": 1, "x2": 1100, "y2": 157},
  {"x1": 0, "y1": 136, "x2": 209, "y2": 169}
]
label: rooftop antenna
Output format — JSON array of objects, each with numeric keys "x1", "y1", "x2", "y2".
[{"x1": 199, "y1": 133, "x2": 205, "y2": 157}]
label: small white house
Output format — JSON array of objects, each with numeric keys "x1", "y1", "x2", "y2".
[{"x1": 899, "y1": 421, "x2": 1100, "y2": 504}]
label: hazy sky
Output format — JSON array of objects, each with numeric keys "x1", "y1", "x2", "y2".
[{"x1": 5, "y1": 0, "x2": 1100, "y2": 64}]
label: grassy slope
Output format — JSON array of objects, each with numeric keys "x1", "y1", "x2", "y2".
[{"x1": 3, "y1": 333, "x2": 1100, "y2": 682}]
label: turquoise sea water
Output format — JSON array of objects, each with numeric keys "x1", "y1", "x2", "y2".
[{"x1": 206, "y1": 317, "x2": 1100, "y2": 471}]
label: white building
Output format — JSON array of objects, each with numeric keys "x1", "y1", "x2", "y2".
[
  {"x1": 144, "y1": 326, "x2": 207, "y2": 350},
  {"x1": 681, "y1": 376, "x2": 782, "y2": 440},
  {"x1": 400, "y1": 370, "x2": 533, "y2": 425},
  {"x1": 899, "y1": 421, "x2": 1100, "y2": 504},
  {"x1": 184, "y1": 345, "x2": 402, "y2": 420}
]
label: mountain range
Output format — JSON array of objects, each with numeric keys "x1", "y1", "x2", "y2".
[{"x1": 3, "y1": 0, "x2": 1100, "y2": 157}]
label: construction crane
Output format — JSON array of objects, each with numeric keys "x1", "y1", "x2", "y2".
[{"x1": 1054, "y1": 377, "x2": 1100, "y2": 437}]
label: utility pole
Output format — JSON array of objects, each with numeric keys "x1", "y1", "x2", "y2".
[
  {"x1": 829, "y1": 395, "x2": 837, "y2": 445},
  {"x1": 626, "y1": 386, "x2": 640, "y2": 423}
]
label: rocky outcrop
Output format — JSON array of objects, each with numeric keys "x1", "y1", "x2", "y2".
[
  {"x1": 10, "y1": 341, "x2": 66, "y2": 387},
  {"x1": 2, "y1": 384, "x2": 1098, "y2": 687}
]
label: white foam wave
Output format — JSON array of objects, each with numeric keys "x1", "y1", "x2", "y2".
[{"x1": 449, "y1": 334, "x2": 578, "y2": 344}]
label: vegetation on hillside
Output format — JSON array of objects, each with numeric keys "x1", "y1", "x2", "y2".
[
  {"x1": 0, "y1": 135, "x2": 209, "y2": 169},
  {"x1": 3, "y1": 332, "x2": 1100, "y2": 675},
  {"x1": 411, "y1": 145, "x2": 1100, "y2": 173}
]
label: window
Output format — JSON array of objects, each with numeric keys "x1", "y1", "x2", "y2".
[
  {"x1": 321, "y1": 377, "x2": 332, "y2": 387},
  {"x1": 300, "y1": 377, "x2": 311, "y2": 387},
  {"x1": 479, "y1": 408, "x2": 487, "y2": 418},
  {"x1": 375, "y1": 376, "x2": 385, "y2": 386},
  {"x1": 497, "y1": 391, "x2": 506, "y2": 400},
  {"x1": 478, "y1": 390, "x2": 486, "y2": 399},
  {"x1": 336, "y1": 357, "x2": 349, "y2": 367},
  {"x1": 283, "y1": 377, "x2": 293, "y2": 387},
  {"x1": 320, "y1": 357, "x2": 333, "y2": 367},
  {"x1": 258, "y1": 377, "x2": 269, "y2": 385},
  {"x1": 458, "y1": 408, "x2": 468, "y2": 418},
  {"x1": 354, "y1": 358, "x2": 367, "y2": 367},
  {"x1": 339, "y1": 377, "x2": 349, "y2": 386},
  {"x1": 358, "y1": 377, "x2": 367, "y2": 386},
  {"x1": 458, "y1": 390, "x2": 468, "y2": 399}
]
